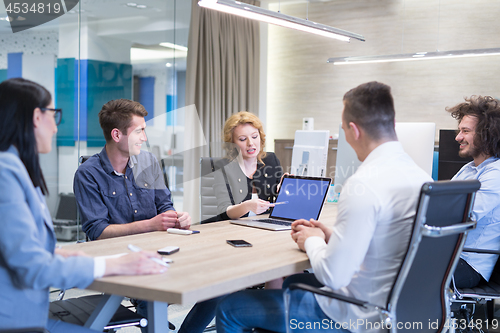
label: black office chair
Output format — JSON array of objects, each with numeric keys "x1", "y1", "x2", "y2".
[
  {"x1": 452, "y1": 249, "x2": 500, "y2": 329},
  {"x1": 281, "y1": 180, "x2": 481, "y2": 333},
  {"x1": 200, "y1": 157, "x2": 223, "y2": 224},
  {"x1": 49, "y1": 294, "x2": 147, "y2": 331}
]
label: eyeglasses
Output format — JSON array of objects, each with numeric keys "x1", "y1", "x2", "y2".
[{"x1": 40, "y1": 108, "x2": 63, "y2": 126}]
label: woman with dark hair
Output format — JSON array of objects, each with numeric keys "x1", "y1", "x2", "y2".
[{"x1": 0, "y1": 78, "x2": 167, "y2": 332}]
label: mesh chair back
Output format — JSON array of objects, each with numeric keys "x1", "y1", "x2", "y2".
[
  {"x1": 200, "y1": 157, "x2": 222, "y2": 223},
  {"x1": 388, "y1": 180, "x2": 480, "y2": 333}
]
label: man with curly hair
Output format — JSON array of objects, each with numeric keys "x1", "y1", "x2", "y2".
[{"x1": 447, "y1": 95, "x2": 500, "y2": 288}]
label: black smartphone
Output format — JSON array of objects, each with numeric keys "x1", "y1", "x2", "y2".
[{"x1": 227, "y1": 240, "x2": 252, "y2": 247}]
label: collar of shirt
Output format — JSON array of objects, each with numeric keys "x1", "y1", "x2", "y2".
[
  {"x1": 361, "y1": 140, "x2": 404, "y2": 166},
  {"x1": 6, "y1": 145, "x2": 19, "y2": 157},
  {"x1": 99, "y1": 146, "x2": 135, "y2": 176},
  {"x1": 464, "y1": 156, "x2": 499, "y2": 172}
]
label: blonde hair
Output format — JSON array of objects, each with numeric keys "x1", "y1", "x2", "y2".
[{"x1": 223, "y1": 111, "x2": 266, "y2": 164}]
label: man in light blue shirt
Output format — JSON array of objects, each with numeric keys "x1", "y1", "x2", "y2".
[{"x1": 447, "y1": 95, "x2": 500, "y2": 288}]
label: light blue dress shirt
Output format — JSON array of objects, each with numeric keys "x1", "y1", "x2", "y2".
[{"x1": 453, "y1": 157, "x2": 500, "y2": 281}]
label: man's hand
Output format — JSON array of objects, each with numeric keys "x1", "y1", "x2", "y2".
[
  {"x1": 291, "y1": 219, "x2": 326, "y2": 252},
  {"x1": 149, "y1": 210, "x2": 178, "y2": 231},
  {"x1": 309, "y1": 220, "x2": 333, "y2": 243},
  {"x1": 291, "y1": 219, "x2": 333, "y2": 243},
  {"x1": 176, "y1": 211, "x2": 191, "y2": 229},
  {"x1": 105, "y1": 251, "x2": 167, "y2": 276}
]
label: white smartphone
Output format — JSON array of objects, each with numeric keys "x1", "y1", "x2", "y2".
[{"x1": 157, "y1": 246, "x2": 180, "y2": 255}]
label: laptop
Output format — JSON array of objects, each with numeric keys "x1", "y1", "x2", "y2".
[{"x1": 230, "y1": 175, "x2": 332, "y2": 231}]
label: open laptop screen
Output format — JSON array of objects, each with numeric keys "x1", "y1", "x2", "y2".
[{"x1": 270, "y1": 176, "x2": 331, "y2": 221}]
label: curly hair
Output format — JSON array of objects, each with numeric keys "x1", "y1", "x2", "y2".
[
  {"x1": 446, "y1": 95, "x2": 500, "y2": 158},
  {"x1": 223, "y1": 111, "x2": 266, "y2": 164}
]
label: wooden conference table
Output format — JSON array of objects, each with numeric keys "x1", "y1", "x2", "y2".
[{"x1": 64, "y1": 203, "x2": 338, "y2": 333}]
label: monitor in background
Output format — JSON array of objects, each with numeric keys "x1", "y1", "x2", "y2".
[
  {"x1": 291, "y1": 130, "x2": 330, "y2": 177},
  {"x1": 333, "y1": 124, "x2": 361, "y2": 190},
  {"x1": 395, "y1": 122, "x2": 436, "y2": 176},
  {"x1": 334, "y1": 122, "x2": 436, "y2": 190},
  {"x1": 438, "y1": 129, "x2": 472, "y2": 180}
]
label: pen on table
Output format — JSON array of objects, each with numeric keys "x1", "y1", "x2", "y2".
[
  {"x1": 167, "y1": 228, "x2": 200, "y2": 235},
  {"x1": 273, "y1": 201, "x2": 289, "y2": 206},
  {"x1": 127, "y1": 244, "x2": 170, "y2": 267}
]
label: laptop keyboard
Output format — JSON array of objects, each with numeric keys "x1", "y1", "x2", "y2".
[{"x1": 254, "y1": 218, "x2": 292, "y2": 226}]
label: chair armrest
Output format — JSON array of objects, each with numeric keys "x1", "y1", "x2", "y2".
[
  {"x1": 462, "y1": 247, "x2": 500, "y2": 255},
  {"x1": 421, "y1": 221, "x2": 476, "y2": 237},
  {"x1": 288, "y1": 283, "x2": 369, "y2": 308}
]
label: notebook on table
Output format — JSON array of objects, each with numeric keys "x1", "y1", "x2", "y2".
[{"x1": 230, "y1": 175, "x2": 332, "y2": 231}]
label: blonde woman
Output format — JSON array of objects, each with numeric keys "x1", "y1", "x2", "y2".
[{"x1": 213, "y1": 111, "x2": 283, "y2": 220}]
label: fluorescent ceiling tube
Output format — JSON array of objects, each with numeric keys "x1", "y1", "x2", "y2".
[
  {"x1": 159, "y1": 42, "x2": 189, "y2": 52},
  {"x1": 328, "y1": 48, "x2": 500, "y2": 65},
  {"x1": 198, "y1": 0, "x2": 365, "y2": 42}
]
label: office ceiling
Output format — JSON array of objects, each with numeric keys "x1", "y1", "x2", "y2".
[{"x1": 0, "y1": 0, "x2": 191, "y2": 47}]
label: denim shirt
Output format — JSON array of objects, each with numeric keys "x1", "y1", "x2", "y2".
[
  {"x1": 73, "y1": 147, "x2": 174, "y2": 240},
  {"x1": 453, "y1": 157, "x2": 500, "y2": 281}
]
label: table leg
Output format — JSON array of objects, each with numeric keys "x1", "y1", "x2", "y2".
[
  {"x1": 147, "y1": 301, "x2": 170, "y2": 333},
  {"x1": 84, "y1": 294, "x2": 123, "y2": 330}
]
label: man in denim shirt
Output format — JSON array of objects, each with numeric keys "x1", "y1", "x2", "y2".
[
  {"x1": 74, "y1": 99, "x2": 191, "y2": 240},
  {"x1": 447, "y1": 96, "x2": 500, "y2": 288},
  {"x1": 74, "y1": 99, "x2": 217, "y2": 333}
]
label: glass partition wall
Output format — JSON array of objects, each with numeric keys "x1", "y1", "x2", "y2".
[{"x1": 0, "y1": 0, "x2": 190, "y2": 242}]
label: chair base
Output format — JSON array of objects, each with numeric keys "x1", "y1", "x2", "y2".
[{"x1": 49, "y1": 294, "x2": 147, "y2": 330}]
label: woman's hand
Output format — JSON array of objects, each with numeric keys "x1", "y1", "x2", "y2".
[
  {"x1": 104, "y1": 251, "x2": 167, "y2": 276},
  {"x1": 55, "y1": 247, "x2": 88, "y2": 258},
  {"x1": 245, "y1": 198, "x2": 274, "y2": 215}
]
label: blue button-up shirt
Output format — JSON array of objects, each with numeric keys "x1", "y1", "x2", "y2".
[
  {"x1": 453, "y1": 157, "x2": 500, "y2": 281},
  {"x1": 73, "y1": 147, "x2": 174, "y2": 240}
]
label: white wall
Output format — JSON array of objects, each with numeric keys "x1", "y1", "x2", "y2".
[
  {"x1": 265, "y1": 0, "x2": 500, "y2": 146},
  {"x1": 0, "y1": 30, "x2": 58, "y2": 69}
]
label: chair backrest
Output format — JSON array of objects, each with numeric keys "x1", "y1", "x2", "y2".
[
  {"x1": 200, "y1": 157, "x2": 222, "y2": 223},
  {"x1": 387, "y1": 180, "x2": 480, "y2": 333},
  {"x1": 79, "y1": 155, "x2": 91, "y2": 164}
]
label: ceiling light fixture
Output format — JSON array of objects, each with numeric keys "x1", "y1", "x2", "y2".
[
  {"x1": 328, "y1": 48, "x2": 500, "y2": 65},
  {"x1": 159, "y1": 42, "x2": 188, "y2": 52},
  {"x1": 136, "y1": 4, "x2": 147, "y2": 9},
  {"x1": 198, "y1": 0, "x2": 365, "y2": 42}
]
